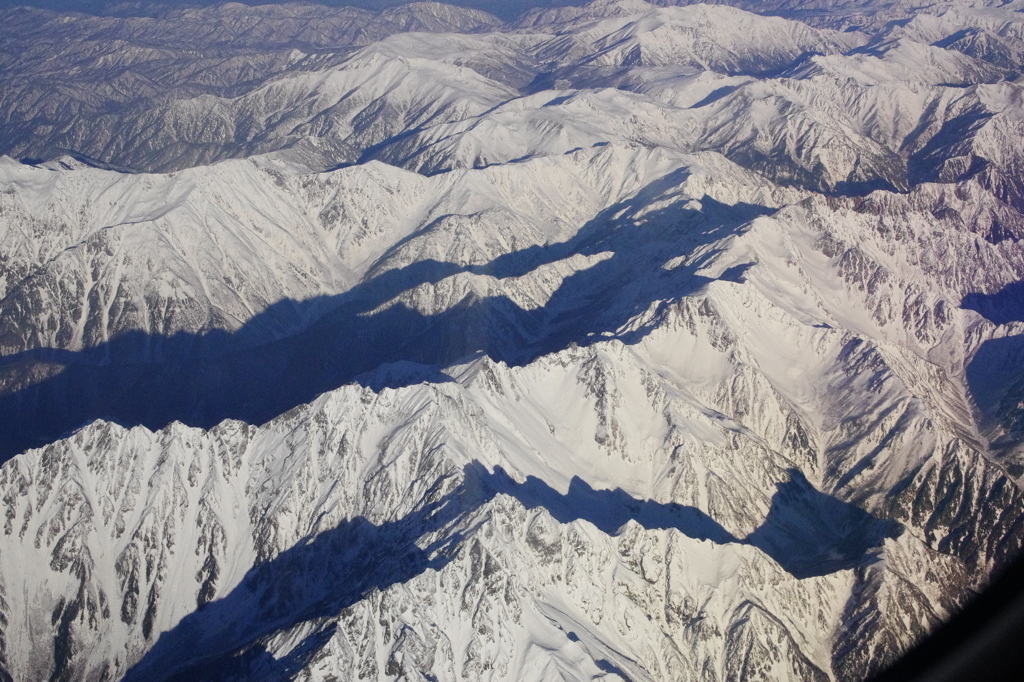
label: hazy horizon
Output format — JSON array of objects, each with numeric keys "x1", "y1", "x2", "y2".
[{"x1": 0, "y1": 0, "x2": 589, "y2": 19}]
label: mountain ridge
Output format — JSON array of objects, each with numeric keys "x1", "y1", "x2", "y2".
[{"x1": 2, "y1": 0, "x2": 1024, "y2": 680}]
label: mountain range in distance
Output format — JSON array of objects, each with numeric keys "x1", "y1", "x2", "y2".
[{"x1": 2, "y1": 0, "x2": 1024, "y2": 680}]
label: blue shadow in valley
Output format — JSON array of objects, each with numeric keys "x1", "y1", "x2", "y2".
[
  {"x1": 963, "y1": 344, "x2": 1024, "y2": 479},
  {"x1": 473, "y1": 464, "x2": 900, "y2": 579},
  {"x1": 744, "y1": 469, "x2": 902, "y2": 579},
  {"x1": 123, "y1": 478, "x2": 470, "y2": 682},
  {"x1": 473, "y1": 463, "x2": 738, "y2": 543},
  {"x1": 962, "y1": 281, "x2": 1024, "y2": 325},
  {"x1": 124, "y1": 464, "x2": 899, "y2": 680},
  {"x1": 0, "y1": 170, "x2": 770, "y2": 461},
  {"x1": 962, "y1": 285, "x2": 1024, "y2": 474}
]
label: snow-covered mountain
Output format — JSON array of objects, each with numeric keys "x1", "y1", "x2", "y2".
[{"x1": 2, "y1": 0, "x2": 1024, "y2": 680}]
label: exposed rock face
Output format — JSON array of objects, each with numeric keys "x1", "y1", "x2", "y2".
[{"x1": 2, "y1": 0, "x2": 1024, "y2": 680}]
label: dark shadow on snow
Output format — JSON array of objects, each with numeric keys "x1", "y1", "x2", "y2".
[
  {"x1": 0, "y1": 169, "x2": 772, "y2": 461},
  {"x1": 962, "y1": 281, "x2": 1024, "y2": 326},
  {"x1": 961, "y1": 282, "x2": 1024, "y2": 474},
  {"x1": 469, "y1": 462, "x2": 738, "y2": 543},
  {"x1": 471, "y1": 464, "x2": 900, "y2": 579},
  {"x1": 123, "y1": 476, "x2": 471, "y2": 682},
  {"x1": 962, "y1": 285, "x2": 1024, "y2": 452},
  {"x1": 123, "y1": 463, "x2": 900, "y2": 680},
  {"x1": 744, "y1": 469, "x2": 902, "y2": 579},
  {"x1": 964, "y1": 333, "x2": 1024, "y2": 475}
]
